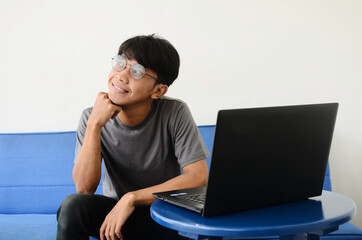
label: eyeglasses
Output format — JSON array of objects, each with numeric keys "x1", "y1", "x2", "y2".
[{"x1": 111, "y1": 55, "x2": 158, "y2": 81}]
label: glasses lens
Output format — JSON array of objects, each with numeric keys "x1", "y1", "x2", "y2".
[
  {"x1": 112, "y1": 55, "x2": 126, "y2": 72},
  {"x1": 130, "y1": 64, "x2": 146, "y2": 80}
]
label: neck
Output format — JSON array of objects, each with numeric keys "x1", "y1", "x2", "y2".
[{"x1": 117, "y1": 101, "x2": 153, "y2": 126}]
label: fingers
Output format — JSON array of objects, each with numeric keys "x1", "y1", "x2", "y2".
[
  {"x1": 115, "y1": 225, "x2": 123, "y2": 240},
  {"x1": 89, "y1": 92, "x2": 122, "y2": 127},
  {"x1": 100, "y1": 196, "x2": 134, "y2": 240},
  {"x1": 97, "y1": 92, "x2": 121, "y2": 108},
  {"x1": 105, "y1": 95, "x2": 122, "y2": 120},
  {"x1": 100, "y1": 221, "x2": 123, "y2": 240},
  {"x1": 109, "y1": 225, "x2": 116, "y2": 240},
  {"x1": 102, "y1": 94, "x2": 123, "y2": 114},
  {"x1": 100, "y1": 222, "x2": 105, "y2": 240}
]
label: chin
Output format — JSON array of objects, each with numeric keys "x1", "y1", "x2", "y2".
[{"x1": 108, "y1": 92, "x2": 122, "y2": 105}]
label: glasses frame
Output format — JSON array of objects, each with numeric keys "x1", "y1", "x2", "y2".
[{"x1": 111, "y1": 55, "x2": 158, "y2": 81}]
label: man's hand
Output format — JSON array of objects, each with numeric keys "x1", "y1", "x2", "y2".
[
  {"x1": 88, "y1": 92, "x2": 123, "y2": 128},
  {"x1": 98, "y1": 160, "x2": 208, "y2": 239},
  {"x1": 100, "y1": 193, "x2": 136, "y2": 240}
]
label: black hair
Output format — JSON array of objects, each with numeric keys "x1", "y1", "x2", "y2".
[{"x1": 118, "y1": 34, "x2": 180, "y2": 86}]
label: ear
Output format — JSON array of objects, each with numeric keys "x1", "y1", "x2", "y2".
[{"x1": 151, "y1": 84, "x2": 168, "y2": 99}]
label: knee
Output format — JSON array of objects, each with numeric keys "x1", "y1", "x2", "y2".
[{"x1": 57, "y1": 193, "x2": 91, "y2": 228}]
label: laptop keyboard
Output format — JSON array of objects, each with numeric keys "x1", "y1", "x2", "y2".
[{"x1": 179, "y1": 193, "x2": 206, "y2": 204}]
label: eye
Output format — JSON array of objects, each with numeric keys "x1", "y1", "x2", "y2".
[
  {"x1": 112, "y1": 55, "x2": 127, "y2": 71},
  {"x1": 131, "y1": 64, "x2": 146, "y2": 80}
]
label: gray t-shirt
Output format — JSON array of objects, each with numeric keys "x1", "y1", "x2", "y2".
[{"x1": 75, "y1": 96, "x2": 210, "y2": 200}]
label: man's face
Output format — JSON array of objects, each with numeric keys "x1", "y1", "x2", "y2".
[{"x1": 108, "y1": 57, "x2": 159, "y2": 108}]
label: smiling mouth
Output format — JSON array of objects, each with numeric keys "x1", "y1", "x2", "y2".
[{"x1": 112, "y1": 83, "x2": 129, "y2": 93}]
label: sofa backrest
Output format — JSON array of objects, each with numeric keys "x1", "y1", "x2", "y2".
[
  {"x1": 0, "y1": 132, "x2": 78, "y2": 214},
  {"x1": 0, "y1": 126, "x2": 331, "y2": 214}
]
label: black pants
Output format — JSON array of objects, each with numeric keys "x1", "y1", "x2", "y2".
[{"x1": 57, "y1": 193, "x2": 187, "y2": 240}]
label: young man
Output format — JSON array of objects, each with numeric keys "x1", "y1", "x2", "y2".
[{"x1": 56, "y1": 34, "x2": 210, "y2": 240}]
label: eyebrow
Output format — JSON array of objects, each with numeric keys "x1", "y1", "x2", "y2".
[
  {"x1": 120, "y1": 54, "x2": 158, "y2": 79},
  {"x1": 121, "y1": 54, "x2": 140, "y2": 66}
]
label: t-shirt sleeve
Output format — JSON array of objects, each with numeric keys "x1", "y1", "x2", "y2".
[
  {"x1": 171, "y1": 102, "x2": 211, "y2": 169},
  {"x1": 74, "y1": 108, "x2": 92, "y2": 163}
]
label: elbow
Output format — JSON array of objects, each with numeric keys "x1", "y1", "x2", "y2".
[
  {"x1": 74, "y1": 177, "x2": 98, "y2": 194},
  {"x1": 199, "y1": 171, "x2": 208, "y2": 186},
  {"x1": 191, "y1": 170, "x2": 208, "y2": 188},
  {"x1": 184, "y1": 160, "x2": 209, "y2": 188},
  {"x1": 75, "y1": 184, "x2": 97, "y2": 195},
  {"x1": 197, "y1": 163, "x2": 209, "y2": 187}
]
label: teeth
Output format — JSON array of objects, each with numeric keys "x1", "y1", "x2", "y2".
[{"x1": 113, "y1": 84, "x2": 127, "y2": 93}]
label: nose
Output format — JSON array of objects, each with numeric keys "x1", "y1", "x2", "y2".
[{"x1": 114, "y1": 69, "x2": 130, "y2": 84}]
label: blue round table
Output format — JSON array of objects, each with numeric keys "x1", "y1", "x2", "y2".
[{"x1": 151, "y1": 191, "x2": 356, "y2": 240}]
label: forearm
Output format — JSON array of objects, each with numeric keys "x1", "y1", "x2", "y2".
[
  {"x1": 72, "y1": 124, "x2": 102, "y2": 194},
  {"x1": 127, "y1": 160, "x2": 208, "y2": 206}
]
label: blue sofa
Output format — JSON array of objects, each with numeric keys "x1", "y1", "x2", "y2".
[{"x1": 1, "y1": 126, "x2": 361, "y2": 239}]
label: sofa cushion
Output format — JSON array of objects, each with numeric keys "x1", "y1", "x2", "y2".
[{"x1": 0, "y1": 214, "x2": 57, "y2": 239}]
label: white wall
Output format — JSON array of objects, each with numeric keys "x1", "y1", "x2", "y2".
[{"x1": 1, "y1": 0, "x2": 361, "y2": 227}]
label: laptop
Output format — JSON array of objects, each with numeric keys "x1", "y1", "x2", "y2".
[{"x1": 153, "y1": 103, "x2": 338, "y2": 217}]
